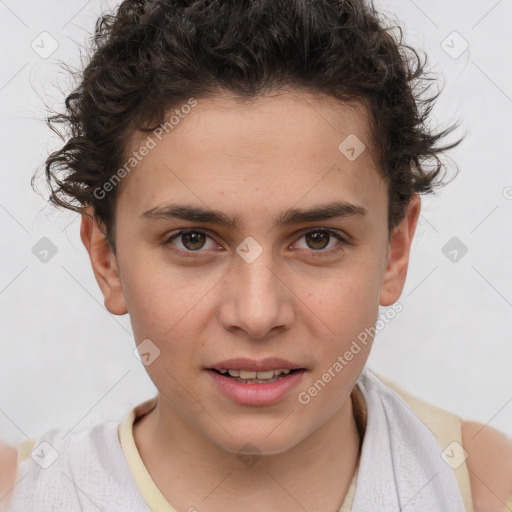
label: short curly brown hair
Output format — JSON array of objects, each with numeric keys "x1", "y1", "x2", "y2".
[{"x1": 38, "y1": 0, "x2": 461, "y2": 252}]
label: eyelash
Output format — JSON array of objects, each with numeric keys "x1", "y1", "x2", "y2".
[{"x1": 163, "y1": 228, "x2": 348, "y2": 259}]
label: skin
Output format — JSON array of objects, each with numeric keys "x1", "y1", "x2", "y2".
[
  {"x1": 0, "y1": 442, "x2": 17, "y2": 511},
  {"x1": 462, "y1": 422, "x2": 512, "y2": 511},
  {"x1": 81, "y1": 90, "x2": 512, "y2": 511},
  {"x1": 83, "y1": 89, "x2": 418, "y2": 511},
  {"x1": 1, "y1": 90, "x2": 510, "y2": 511}
]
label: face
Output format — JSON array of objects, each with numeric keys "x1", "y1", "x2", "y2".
[{"x1": 82, "y1": 89, "x2": 420, "y2": 455}]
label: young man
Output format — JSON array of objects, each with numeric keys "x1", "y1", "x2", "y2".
[{"x1": 1, "y1": 0, "x2": 512, "y2": 510}]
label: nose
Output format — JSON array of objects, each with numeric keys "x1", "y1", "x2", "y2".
[{"x1": 218, "y1": 245, "x2": 294, "y2": 339}]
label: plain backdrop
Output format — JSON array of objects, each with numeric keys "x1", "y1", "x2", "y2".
[{"x1": 0, "y1": 0, "x2": 511, "y2": 446}]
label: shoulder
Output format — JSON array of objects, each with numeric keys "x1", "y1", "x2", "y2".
[
  {"x1": 0, "y1": 441, "x2": 18, "y2": 508},
  {"x1": 0, "y1": 422, "x2": 135, "y2": 510},
  {"x1": 462, "y1": 420, "x2": 512, "y2": 512}
]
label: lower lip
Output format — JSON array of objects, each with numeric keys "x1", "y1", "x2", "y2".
[{"x1": 207, "y1": 370, "x2": 306, "y2": 406}]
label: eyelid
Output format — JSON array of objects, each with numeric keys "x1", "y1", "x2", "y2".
[{"x1": 293, "y1": 226, "x2": 348, "y2": 243}]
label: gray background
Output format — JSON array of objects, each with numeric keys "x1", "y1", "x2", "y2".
[{"x1": 0, "y1": 0, "x2": 511, "y2": 446}]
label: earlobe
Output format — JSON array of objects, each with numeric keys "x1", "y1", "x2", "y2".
[
  {"x1": 80, "y1": 207, "x2": 128, "y2": 315},
  {"x1": 379, "y1": 194, "x2": 421, "y2": 307}
]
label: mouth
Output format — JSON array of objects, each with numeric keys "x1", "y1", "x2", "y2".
[
  {"x1": 206, "y1": 363, "x2": 307, "y2": 405},
  {"x1": 208, "y1": 367, "x2": 304, "y2": 384}
]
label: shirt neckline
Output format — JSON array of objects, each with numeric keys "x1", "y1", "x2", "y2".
[{"x1": 118, "y1": 395, "x2": 360, "y2": 511}]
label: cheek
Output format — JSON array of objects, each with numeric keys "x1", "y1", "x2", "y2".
[
  {"x1": 119, "y1": 248, "x2": 213, "y2": 338},
  {"x1": 302, "y1": 261, "x2": 382, "y2": 338},
  {"x1": 295, "y1": 269, "x2": 379, "y2": 412}
]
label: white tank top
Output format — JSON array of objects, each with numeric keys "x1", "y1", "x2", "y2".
[{"x1": 5, "y1": 367, "x2": 470, "y2": 511}]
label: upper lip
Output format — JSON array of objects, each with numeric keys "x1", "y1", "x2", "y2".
[{"x1": 208, "y1": 358, "x2": 305, "y2": 372}]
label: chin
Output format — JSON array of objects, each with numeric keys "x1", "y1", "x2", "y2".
[{"x1": 209, "y1": 425, "x2": 304, "y2": 458}]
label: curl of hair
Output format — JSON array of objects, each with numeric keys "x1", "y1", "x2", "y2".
[{"x1": 38, "y1": 0, "x2": 462, "y2": 249}]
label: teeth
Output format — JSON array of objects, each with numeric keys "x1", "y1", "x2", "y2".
[
  {"x1": 253, "y1": 370, "x2": 274, "y2": 379},
  {"x1": 220, "y1": 368, "x2": 293, "y2": 379},
  {"x1": 238, "y1": 370, "x2": 256, "y2": 379}
]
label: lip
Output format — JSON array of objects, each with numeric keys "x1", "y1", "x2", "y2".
[
  {"x1": 207, "y1": 368, "x2": 306, "y2": 406},
  {"x1": 208, "y1": 357, "x2": 305, "y2": 372}
]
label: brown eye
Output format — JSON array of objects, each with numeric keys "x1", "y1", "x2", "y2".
[
  {"x1": 293, "y1": 228, "x2": 347, "y2": 258},
  {"x1": 165, "y1": 229, "x2": 218, "y2": 255},
  {"x1": 181, "y1": 231, "x2": 207, "y2": 250},
  {"x1": 305, "y1": 230, "x2": 331, "y2": 250}
]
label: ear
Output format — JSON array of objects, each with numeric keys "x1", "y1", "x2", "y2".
[
  {"x1": 379, "y1": 194, "x2": 421, "y2": 307},
  {"x1": 80, "y1": 207, "x2": 128, "y2": 315}
]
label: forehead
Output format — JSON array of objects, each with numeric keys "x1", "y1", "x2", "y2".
[{"x1": 118, "y1": 90, "x2": 387, "y2": 227}]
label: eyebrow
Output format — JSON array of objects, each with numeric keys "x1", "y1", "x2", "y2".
[{"x1": 140, "y1": 200, "x2": 368, "y2": 230}]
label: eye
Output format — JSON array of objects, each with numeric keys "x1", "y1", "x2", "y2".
[
  {"x1": 163, "y1": 228, "x2": 347, "y2": 258},
  {"x1": 164, "y1": 229, "x2": 220, "y2": 257},
  {"x1": 292, "y1": 228, "x2": 347, "y2": 256}
]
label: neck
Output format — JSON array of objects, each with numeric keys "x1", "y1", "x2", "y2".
[{"x1": 133, "y1": 387, "x2": 365, "y2": 512}]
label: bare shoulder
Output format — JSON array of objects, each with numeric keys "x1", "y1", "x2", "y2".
[
  {"x1": 0, "y1": 441, "x2": 17, "y2": 509},
  {"x1": 462, "y1": 420, "x2": 512, "y2": 512}
]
